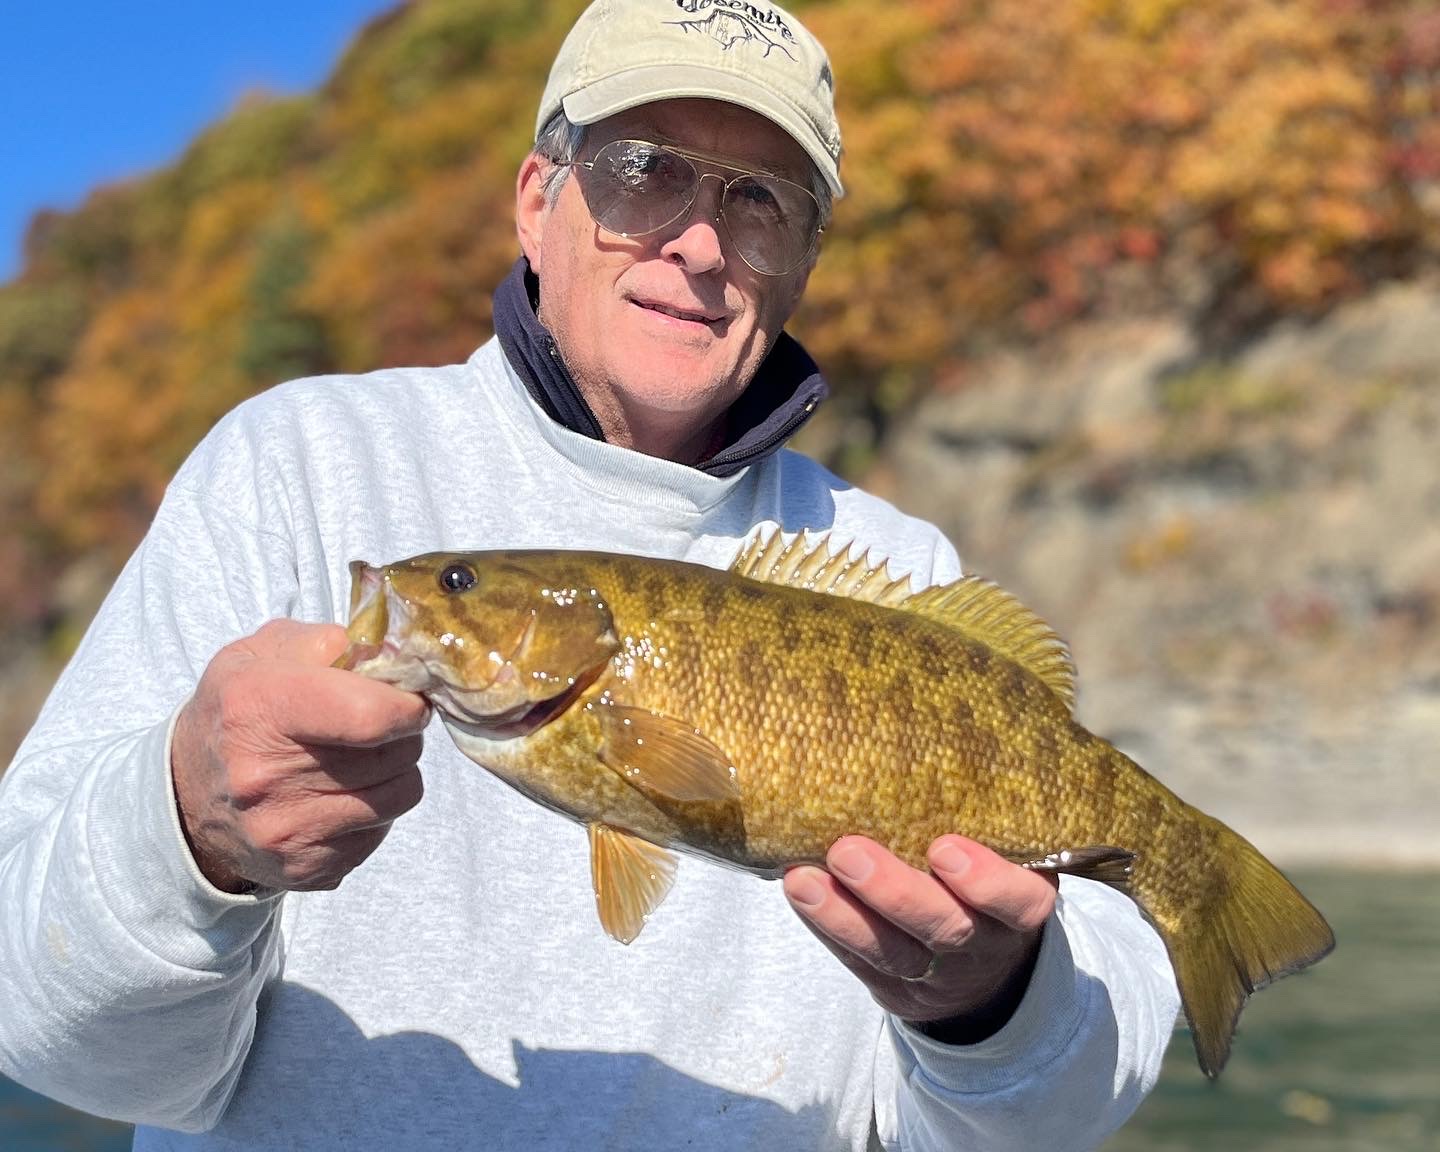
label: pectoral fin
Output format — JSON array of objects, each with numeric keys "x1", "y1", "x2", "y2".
[
  {"x1": 1018, "y1": 845, "x2": 1136, "y2": 889},
  {"x1": 593, "y1": 705, "x2": 740, "y2": 803},
  {"x1": 588, "y1": 823, "x2": 678, "y2": 944}
]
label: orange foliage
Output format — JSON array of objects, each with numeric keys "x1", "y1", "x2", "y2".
[
  {"x1": 796, "y1": 0, "x2": 1432, "y2": 390},
  {"x1": 1, "y1": 0, "x2": 1436, "y2": 634}
]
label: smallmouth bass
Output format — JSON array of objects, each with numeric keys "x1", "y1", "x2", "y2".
[{"x1": 337, "y1": 532, "x2": 1334, "y2": 1077}]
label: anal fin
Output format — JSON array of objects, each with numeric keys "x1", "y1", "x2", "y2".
[
  {"x1": 588, "y1": 823, "x2": 678, "y2": 944},
  {"x1": 1018, "y1": 845, "x2": 1136, "y2": 889}
]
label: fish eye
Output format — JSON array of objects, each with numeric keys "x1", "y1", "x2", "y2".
[{"x1": 439, "y1": 563, "x2": 477, "y2": 593}]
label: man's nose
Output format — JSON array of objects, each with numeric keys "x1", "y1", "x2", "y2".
[{"x1": 660, "y1": 173, "x2": 726, "y2": 273}]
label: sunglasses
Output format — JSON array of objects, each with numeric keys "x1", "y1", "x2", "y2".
[{"x1": 552, "y1": 139, "x2": 824, "y2": 276}]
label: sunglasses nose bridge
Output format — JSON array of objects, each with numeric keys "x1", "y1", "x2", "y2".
[
  {"x1": 671, "y1": 170, "x2": 798, "y2": 277},
  {"x1": 651, "y1": 170, "x2": 728, "y2": 258},
  {"x1": 685, "y1": 170, "x2": 727, "y2": 224}
]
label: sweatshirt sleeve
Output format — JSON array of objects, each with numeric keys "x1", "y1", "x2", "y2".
[
  {"x1": 873, "y1": 878, "x2": 1180, "y2": 1151},
  {"x1": 868, "y1": 527, "x2": 1180, "y2": 1150},
  {"x1": 0, "y1": 425, "x2": 304, "y2": 1131}
]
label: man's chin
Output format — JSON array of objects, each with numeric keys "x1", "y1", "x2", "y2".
[{"x1": 613, "y1": 374, "x2": 731, "y2": 413}]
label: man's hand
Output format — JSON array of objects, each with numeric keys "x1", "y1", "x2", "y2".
[
  {"x1": 171, "y1": 619, "x2": 431, "y2": 894},
  {"x1": 783, "y1": 835, "x2": 1058, "y2": 1042}
]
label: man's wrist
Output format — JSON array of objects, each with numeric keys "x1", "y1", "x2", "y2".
[
  {"x1": 170, "y1": 700, "x2": 260, "y2": 895},
  {"x1": 911, "y1": 926, "x2": 1045, "y2": 1045}
]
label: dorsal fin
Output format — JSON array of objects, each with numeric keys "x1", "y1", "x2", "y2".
[
  {"x1": 731, "y1": 531, "x2": 1077, "y2": 711},
  {"x1": 737, "y1": 529, "x2": 1077, "y2": 711},
  {"x1": 902, "y1": 578, "x2": 1077, "y2": 711},
  {"x1": 730, "y1": 531, "x2": 913, "y2": 609}
]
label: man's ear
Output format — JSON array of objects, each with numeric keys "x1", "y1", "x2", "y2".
[{"x1": 516, "y1": 153, "x2": 551, "y2": 274}]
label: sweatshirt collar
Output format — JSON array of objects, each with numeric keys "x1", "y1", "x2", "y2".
[{"x1": 491, "y1": 257, "x2": 827, "y2": 477}]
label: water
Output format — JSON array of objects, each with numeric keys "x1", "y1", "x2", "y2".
[
  {"x1": 0, "y1": 1078, "x2": 129, "y2": 1151},
  {"x1": 1106, "y1": 869, "x2": 1440, "y2": 1151},
  {"x1": 2, "y1": 871, "x2": 1434, "y2": 1150}
]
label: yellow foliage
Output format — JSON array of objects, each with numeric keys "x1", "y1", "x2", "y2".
[
  {"x1": 1081, "y1": 0, "x2": 1192, "y2": 39},
  {"x1": 2, "y1": 0, "x2": 1437, "y2": 625},
  {"x1": 38, "y1": 292, "x2": 183, "y2": 552}
]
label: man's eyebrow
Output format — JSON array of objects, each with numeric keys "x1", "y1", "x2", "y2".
[{"x1": 639, "y1": 132, "x2": 787, "y2": 178}]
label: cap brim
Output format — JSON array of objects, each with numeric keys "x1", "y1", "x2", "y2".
[{"x1": 562, "y1": 64, "x2": 843, "y2": 197}]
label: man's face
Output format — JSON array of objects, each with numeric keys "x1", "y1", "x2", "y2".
[{"x1": 516, "y1": 99, "x2": 819, "y2": 463}]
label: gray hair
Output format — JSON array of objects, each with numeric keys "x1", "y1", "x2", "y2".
[
  {"x1": 532, "y1": 109, "x2": 834, "y2": 227},
  {"x1": 534, "y1": 111, "x2": 588, "y2": 206}
]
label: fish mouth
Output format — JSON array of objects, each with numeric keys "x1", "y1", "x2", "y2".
[
  {"x1": 335, "y1": 562, "x2": 386, "y2": 669},
  {"x1": 334, "y1": 562, "x2": 424, "y2": 685}
]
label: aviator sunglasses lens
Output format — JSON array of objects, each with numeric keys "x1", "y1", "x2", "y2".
[
  {"x1": 719, "y1": 175, "x2": 817, "y2": 275},
  {"x1": 578, "y1": 141, "x2": 818, "y2": 275},
  {"x1": 584, "y1": 141, "x2": 698, "y2": 235}
]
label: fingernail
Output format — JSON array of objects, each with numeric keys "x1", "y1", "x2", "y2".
[
  {"x1": 829, "y1": 842, "x2": 874, "y2": 884},
  {"x1": 931, "y1": 840, "x2": 970, "y2": 876},
  {"x1": 786, "y1": 870, "x2": 826, "y2": 909}
]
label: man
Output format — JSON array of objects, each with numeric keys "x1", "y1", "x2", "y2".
[{"x1": 0, "y1": 1, "x2": 1178, "y2": 1148}]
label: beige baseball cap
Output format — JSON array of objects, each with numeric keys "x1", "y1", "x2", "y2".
[{"x1": 536, "y1": 0, "x2": 843, "y2": 196}]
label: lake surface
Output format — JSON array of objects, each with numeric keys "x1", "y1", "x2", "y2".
[
  {"x1": 1105, "y1": 869, "x2": 1440, "y2": 1152},
  {"x1": 0, "y1": 1078, "x2": 130, "y2": 1152},
  {"x1": 3, "y1": 870, "x2": 1435, "y2": 1150}
]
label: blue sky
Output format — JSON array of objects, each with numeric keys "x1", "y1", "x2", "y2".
[{"x1": 0, "y1": 2, "x2": 401, "y2": 283}]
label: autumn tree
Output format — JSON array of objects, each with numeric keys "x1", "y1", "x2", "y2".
[{"x1": 0, "y1": 0, "x2": 1435, "y2": 667}]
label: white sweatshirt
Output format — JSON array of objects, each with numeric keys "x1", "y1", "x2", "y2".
[{"x1": 0, "y1": 337, "x2": 1179, "y2": 1150}]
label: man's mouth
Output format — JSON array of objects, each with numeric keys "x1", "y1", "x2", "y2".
[{"x1": 632, "y1": 299, "x2": 723, "y2": 326}]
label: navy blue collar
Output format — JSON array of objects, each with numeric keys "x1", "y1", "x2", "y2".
[{"x1": 492, "y1": 258, "x2": 828, "y2": 477}]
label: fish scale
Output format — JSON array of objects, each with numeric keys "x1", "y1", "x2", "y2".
[{"x1": 339, "y1": 533, "x2": 1334, "y2": 1078}]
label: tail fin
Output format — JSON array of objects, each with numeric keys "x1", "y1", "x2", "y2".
[{"x1": 1145, "y1": 812, "x2": 1334, "y2": 1077}]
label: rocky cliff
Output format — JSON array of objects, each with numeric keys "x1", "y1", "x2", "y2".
[{"x1": 846, "y1": 280, "x2": 1440, "y2": 865}]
